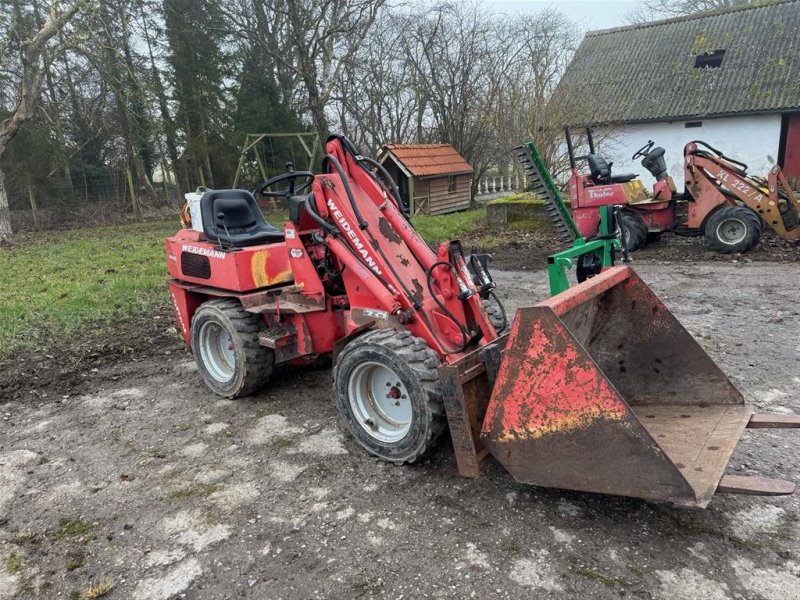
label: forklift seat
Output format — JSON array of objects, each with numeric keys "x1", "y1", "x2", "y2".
[
  {"x1": 200, "y1": 189, "x2": 284, "y2": 247},
  {"x1": 586, "y1": 154, "x2": 638, "y2": 185}
]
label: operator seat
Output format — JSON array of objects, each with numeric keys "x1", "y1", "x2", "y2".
[
  {"x1": 200, "y1": 189, "x2": 284, "y2": 247},
  {"x1": 586, "y1": 154, "x2": 638, "y2": 185}
]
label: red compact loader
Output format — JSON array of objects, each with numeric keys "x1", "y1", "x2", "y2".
[
  {"x1": 551, "y1": 129, "x2": 800, "y2": 253},
  {"x1": 167, "y1": 135, "x2": 797, "y2": 508}
]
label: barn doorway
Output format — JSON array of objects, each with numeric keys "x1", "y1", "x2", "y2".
[{"x1": 779, "y1": 113, "x2": 800, "y2": 188}]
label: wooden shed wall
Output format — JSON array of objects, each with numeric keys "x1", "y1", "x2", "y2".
[{"x1": 413, "y1": 174, "x2": 472, "y2": 215}]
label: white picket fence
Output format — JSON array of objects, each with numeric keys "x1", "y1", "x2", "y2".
[{"x1": 474, "y1": 174, "x2": 523, "y2": 196}]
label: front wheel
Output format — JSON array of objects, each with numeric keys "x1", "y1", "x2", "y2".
[
  {"x1": 190, "y1": 299, "x2": 273, "y2": 398},
  {"x1": 618, "y1": 211, "x2": 648, "y2": 252},
  {"x1": 333, "y1": 329, "x2": 445, "y2": 464},
  {"x1": 704, "y1": 206, "x2": 761, "y2": 254}
]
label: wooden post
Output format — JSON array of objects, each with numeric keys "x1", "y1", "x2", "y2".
[
  {"x1": 127, "y1": 168, "x2": 141, "y2": 220},
  {"x1": 27, "y1": 183, "x2": 40, "y2": 229}
]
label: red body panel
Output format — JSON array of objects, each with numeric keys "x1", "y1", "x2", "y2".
[
  {"x1": 568, "y1": 169, "x2": 675, "y2": 239},
  {"x1": 166, "y1": 136, "x2": 499, "y2": 368},
  {"x1": 165, "y1": 229, "x2": 293, "y2": 292}
]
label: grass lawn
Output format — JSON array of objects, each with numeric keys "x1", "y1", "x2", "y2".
[
  {"x1": 0, "y1": 209, "x2": 490, "y2": 357},
  {"x1": 0, "y1": 221, "x2": 179, "y2": 357},
  {"x1": 411, "y1": 208, "x2": 485, "y2": 244}
]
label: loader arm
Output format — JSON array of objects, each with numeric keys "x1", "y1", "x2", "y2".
[{"x1": 684, "y1": 143, "x2": 800, "y2": 239}]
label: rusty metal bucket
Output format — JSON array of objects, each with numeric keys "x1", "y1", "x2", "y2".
[{"x1": 441, "y1": 266, "x2": 797, "y2": 508}]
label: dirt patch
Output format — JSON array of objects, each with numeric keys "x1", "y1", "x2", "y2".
[
  {"x1": 0, "y1": 305, "x2": 181, "y2": 404},
  {"x1": 1, "y1": 262, "x2": 798, "y2": 599},
  {"x1": 463, "y1": 224, "x2": 800, "y2": 272}
]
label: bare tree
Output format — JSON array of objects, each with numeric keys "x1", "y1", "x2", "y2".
[
  {"x1": 0, "y1": 0, "x2": 88, "y2": 241},
  {"x1": 627, "y1": 0, "x2": 755, "y2": 23},
  {"x1": 486, "y1": 9, "x2": 579, "y2": 181},
  {"x1": 333, "y1": 11, "x2": 424, "y2": 153},
  {"x1": 223, "y1": 0, "x2": 387, "y2": 139},
  {"x1": 399, "y1": 2, "x2": 506, "y2": 185}
]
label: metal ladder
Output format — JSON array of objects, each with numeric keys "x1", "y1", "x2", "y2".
[{"x1": 513, "y1": 141, "x2": 578, "y2": 243}]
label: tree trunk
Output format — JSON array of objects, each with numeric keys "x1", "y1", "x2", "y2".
[{"x1": 0, "y1": 167, "x2": 13, "y2": 241}]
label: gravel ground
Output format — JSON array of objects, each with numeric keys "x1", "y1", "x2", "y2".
[{"x1": 1, "y1": 261, "x2": 798, "y2": 600}]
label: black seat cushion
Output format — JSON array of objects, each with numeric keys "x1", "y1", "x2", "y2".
[
  {"x1": 586, "y1": 154, "x2": 637, "y2": 185},
  {"x1": 200, "y1": 189, "x2": 284, "y2": 247}
]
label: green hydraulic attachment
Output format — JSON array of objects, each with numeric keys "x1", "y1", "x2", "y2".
[
  {"x1": 513, "y1": 140, "x2": 579, "y2": 243},
  {"x1": 513, "y1": 139, "x2": 623, "y2": 296},
  {"x1": 547, "y1": 206, "x2": 623, "y2": 296}
]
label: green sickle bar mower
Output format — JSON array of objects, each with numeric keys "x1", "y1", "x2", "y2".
[{"x1": 513, "y1": 140, "x2": 625, "y2": 295}]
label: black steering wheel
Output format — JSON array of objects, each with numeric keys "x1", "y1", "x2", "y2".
[
  {"x1": 632, "y1": 141, "x2": 655, "y2": 160},
  {"x1": 257, "y1": 162, "x2": 314, "y2": 198}
]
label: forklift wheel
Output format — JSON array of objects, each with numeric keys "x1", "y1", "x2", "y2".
[
  {"x1": 704, "y1": 206, "x2": 761, "y2": 254},
  {"x1": 333, "y1": 329, "x2": 445, "y2": 464},
  {"x1": 618, "y1": 211, "x2": 647, "y2": 252},
  {"x1": 190, "y1": 299, "x2": 273, "y2": 398}
]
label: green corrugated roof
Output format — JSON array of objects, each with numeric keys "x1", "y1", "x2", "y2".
[{"x1": 549, "y1": 0, "x2": 800, "y2": 125}]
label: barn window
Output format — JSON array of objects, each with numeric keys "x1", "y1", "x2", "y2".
[
  {"x1": 685, "y1": 121, "x2": 703, "y2": 128},
  {"x1": 694, "y1": 49, "x2": 725, "y2": 69},
  {"x1": 448, "y1": 176, "x2": 456, "y2": 193}
]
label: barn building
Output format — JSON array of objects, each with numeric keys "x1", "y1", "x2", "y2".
[
  {"x1": 379, "y1": 144, "x2": 474, "y2": 215},
  {"x1": 548, "y1": 0, "x2": 800, "y2": 190}
]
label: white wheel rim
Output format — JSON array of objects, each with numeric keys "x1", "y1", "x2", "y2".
[
  {"x1": 716, "y1": 217, "x2": 747, "y2": 245},
  {"x1": 198, "y1": 321, "x2": 235, "y2": 383},
  {"x1": 348, "y1": 361, "x2": 412, "y2": 443}
]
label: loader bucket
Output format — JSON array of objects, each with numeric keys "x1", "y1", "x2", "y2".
[{"x1": 478, "y1": 266, "x2": 794, "y2": 508}]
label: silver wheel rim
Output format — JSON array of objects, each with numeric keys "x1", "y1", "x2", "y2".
[
  {"x1": 198, "y1": 321, "x2": 235, "y2": 383},
  {"x1": 348, "y1": 361, "x2": 412, "y2": 443},
  {"x1": 621, "y1": 225, "x2": 630, "y2": 247},
  {"x1": 716, "y1": 217, "x2": 747, "y2": 245}
]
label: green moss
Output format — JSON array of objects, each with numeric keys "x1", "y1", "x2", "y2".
[
  {"x1": 6, "y1": 552, "x2": 22, "y2": 573},
  {"x1": 571, "y1": 566, "x2": 627, "y2": 588},
  {"x1": 65, "y1": 551, "x2": 85, "y2": 571},
  {"x1": 487, "y1": 193, "x2": 543, "y2": 205},
  {"x1": 50, "y1": 518, "x2": 96, "y2": 542},
  {"x1": 272, "y1": 437, "x2": 295, "y2": 448},
  {"x1": 171, "y1": 483, "x2": 219, "y2": 500}
]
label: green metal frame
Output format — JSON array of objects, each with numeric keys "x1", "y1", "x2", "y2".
[
  {"x1": 514, "y1": 139, "x2": 621, "y2": 296},
  {"x1": 546, "y1": 204, "x2": 621, "y2": 297}
]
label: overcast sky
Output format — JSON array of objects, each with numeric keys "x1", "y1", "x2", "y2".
[{"x1": 480, "y1": 0, "x2": 638, "y2": 31}]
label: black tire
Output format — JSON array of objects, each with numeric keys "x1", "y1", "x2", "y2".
[
  {"x1": 618, "y1": 211, "x2": 648, "y2": 252},
  {"x1": 333, "y1": 329, "x2": 445, "y2": 464},
  {"x1": 482, "y1": 297, "x2": 509, "y2": 335},
  {"x1": 190, "y1": 299, "x2": 273, "y2": 398},
  {"x1": 704, "y1": 206, "x2": 761, "y2": 254}
]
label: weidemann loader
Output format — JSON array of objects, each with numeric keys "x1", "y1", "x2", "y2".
[{"x1": 166, "y1": 135, "x2": 797, "y2": 509}]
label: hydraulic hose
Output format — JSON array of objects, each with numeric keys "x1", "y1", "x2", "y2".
[
  {"x1": 358, "y1": 155, "x2": 406, "y2": 216},
  {"x1": 487, "y1": 290, "x2": 508, "y2": 332},
  {"x1": 325, "y1": 153, "x2": 368, "y2": 229}
]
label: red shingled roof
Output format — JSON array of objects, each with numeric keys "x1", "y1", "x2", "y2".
[{"x1": 382, "y1": 144, "x2": 474, "y2": 177}]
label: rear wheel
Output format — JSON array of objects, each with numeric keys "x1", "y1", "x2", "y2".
[
  {"x1": 618, "y1": 211, "x2": 647, "y2": 252},
  {"x1": 333, "y1": 329, "x2": 445, "y2": 464},
  {"x1": 190, "y1": 299, "x2": 273, "y2": 398},
  {"x1": 704, "y1": 206, "x2": 761, "y2": 254}
]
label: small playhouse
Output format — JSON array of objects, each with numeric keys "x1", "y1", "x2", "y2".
[{"x1": 379, "y1": 144, "x2": 474, "y2": 215}]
